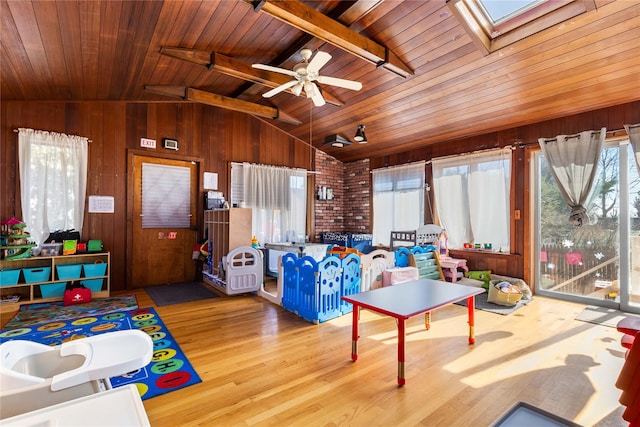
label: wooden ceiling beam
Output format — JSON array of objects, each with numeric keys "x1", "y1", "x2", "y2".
[
  {"x1": 160, "y1": 47, "x2": 343, "y2": 107},
  {"x1": 144, "y1": 85, "x2": 301, "y2": 125},
  {"x1": 248, "y1": 0, "x2": 413, "y2": 78}
]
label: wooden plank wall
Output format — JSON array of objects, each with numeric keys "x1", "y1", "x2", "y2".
[{"x1": 0, "y1": 101, "x2": 311, "y2": 290}]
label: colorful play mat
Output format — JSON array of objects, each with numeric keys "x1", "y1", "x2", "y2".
[
  {"x1": 0, "y1": 306, "x2": 201, "y2": 400},
  {"x1": 3, "y1": 295, "x2": 139, "y2": 329}
]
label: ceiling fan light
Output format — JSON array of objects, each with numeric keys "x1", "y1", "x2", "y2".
[
  {"x1": 304, "y1": 81, "x2": 315, "y2": 97},
  {"x1": 291, "y1": 82, "x2": 303, "y2": 96},
  {"x1": 354, "y1": 124, "x2": 367, "y2": 143}
]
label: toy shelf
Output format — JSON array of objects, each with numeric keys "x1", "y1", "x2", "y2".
[{"x1": 0, "y1": 252, "x2": 110, "y2": 309}]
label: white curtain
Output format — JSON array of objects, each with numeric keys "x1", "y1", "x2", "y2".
[
  {"x1": 242, "y1": 162, "x2": 306, "y2": 244},
  {"x1": 18, "y1": 128, "x2": 89, "y2": 246},
  {"x1": 538, "y1": 128, "x2": 606, "y2": 227},
  {"x1": 372, "y1": 162, "x2": 425, "y2": 246},
  {"x1": 432, "y1": 148, "x2": 511, "y2": 251},
  {"x1": 624, "y1": 123, "x2": 640, "y2": 172}
]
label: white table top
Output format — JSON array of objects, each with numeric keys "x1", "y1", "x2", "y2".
[{"x1": 1, "y1": 385, "x2": 150, "y2": 427}]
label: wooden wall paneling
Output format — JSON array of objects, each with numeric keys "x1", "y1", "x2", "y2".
[
  {"x1": 126, "y1": 103, "x2": 143, "y2": 150},
  {"x1": 255, "y1": 118, "x2": 269, "y2": 165},
  {"x1": 207, "y1": 107, "x2": 228, "y2": 196},
  {"x1": 105, "y1": 102, "x2": 126, "y2": 289},
  {"x1": 0, "y1": 104, "x2": 16, "y2": 220},
  {"x1": 84, "y1": 102, "x2": 105, "y2": 244},
  {"x1": 145, "y1": 103, "x2": 158, "y2": 145},
  {"x1": 230, "y1": 111, "x2": 250, "y2": 163}
]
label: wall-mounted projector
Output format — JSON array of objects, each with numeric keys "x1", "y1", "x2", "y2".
[{"x1": 324, "y1": 134, "x2": 352, "y2": 148}]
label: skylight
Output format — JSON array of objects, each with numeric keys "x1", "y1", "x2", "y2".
[
  {"x1": 479, "y1": 0, "x2": 542, "y2": 24},
  {"x1": 447, "y1": 0, "x2": 596, "y2": 54}
]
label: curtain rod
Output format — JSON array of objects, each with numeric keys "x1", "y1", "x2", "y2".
[
  {"x1": 370, "y1": 160, "x2": 426, "y2": 172},
  {"x1": 230, "y1": 161, "x2": 318, "y2": 174},
  {"x1": 521, "y1": 127, "x2": 626, "y2": 148},
  {"x1": 13, "y1": 128, "x2": 92, "y2": 142}
]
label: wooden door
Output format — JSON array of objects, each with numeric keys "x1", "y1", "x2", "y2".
[{"x1": 130, "y1": 154, "x2": 199, "y2": 287}]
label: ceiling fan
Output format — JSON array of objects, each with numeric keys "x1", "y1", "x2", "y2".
[{"x1": 252, "y1": 48, "x2": 362, "y2": 107}]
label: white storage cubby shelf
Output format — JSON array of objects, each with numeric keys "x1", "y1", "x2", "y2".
[
  {"x1": 202, "y1": 208, "x2": 262, "y2": 295},
  {"x1": 0, "y1": 252, "x2": 110, "y2": 308}
]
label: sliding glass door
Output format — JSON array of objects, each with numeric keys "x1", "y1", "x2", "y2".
[{"x1": 533, "y1": 138, "x2": 640, "y2": 313}]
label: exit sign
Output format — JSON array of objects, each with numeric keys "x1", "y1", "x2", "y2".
[{"x1": 140, "y1": 138, "x2": 156, "y2": 149}]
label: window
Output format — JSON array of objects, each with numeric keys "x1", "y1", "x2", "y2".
[
  {"x1": 534, "y1": 138, "x2": 640, "y2": 312},
  {"x1": 141, "y1": 163, "x2": 191, "y2": 228},
  {"x1": 230, "y1": 162, "x2": 306, "y2": 244},
  {"x1": 17, "y1": 128, "x2": 88, "y2": 246},
  {"x1": 372, "y1": 162, "x2": 425, "y2": 247},
  {"x1": 447, "y1": 0, "x2": 596, "y2": 54},
  {"x1": 432, "y1": 148, "x2": 511, "y2": 251}
]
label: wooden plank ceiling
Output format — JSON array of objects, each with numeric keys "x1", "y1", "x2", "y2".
[{"x1": 1, "y1": 0, "x2": 639, "y2": 162}]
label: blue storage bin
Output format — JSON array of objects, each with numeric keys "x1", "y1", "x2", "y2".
[
  {"x1": 0, "y1": 269, "x2": 21, "y2": 287},
  {"x1": 40, "y1": 283, "x2": 66, "y2": 298},
  {"x1": 349, "y1": 233, "x2": 373, "y2": 254},
  {"x1": 83, "y1": 262, "x2": 107, "y2": 278},
  {"x1": 23, "y1": 267, "x2": 51, "y2": 283},
  {"x1": 80, "y1": 278, "x2": 103, "y2": 292},
  {"x1": 321, "y1": 232, "x2": 349, "y2": 246},
  {"x1": 56, "y1": 264, "x2": 82, "y2": 280}
]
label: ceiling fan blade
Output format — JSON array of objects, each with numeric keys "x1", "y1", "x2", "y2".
[
  {"x1": 310, "y1": 83, "x2": 326, "y2": 107},
  {"x1": 262, "y1": 80, "x2": 298, "y2": 98},
  {"x1": 252, "y1": 63, "x2": 297, "y2": 78},
  {"x1": 317, "y1": 75, "x2": 362, "y2": 91},
  {"x1": 307, "y1": 51, "x2": 331, "y2": 74}
]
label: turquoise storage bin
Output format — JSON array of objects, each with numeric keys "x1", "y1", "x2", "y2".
[
  {"x1": 83, "y1": 262, "x2": 107, "y2": 278},
  {"x1": 0, "y1": 269, "x2": 21, "y2": 287},
  {"x1": 23, "y1": 267, "x2": 51, "y2": 283},
  {"x1": 56, "y1": 264, "x2": 82, "y2": 280},
  {"x1": 80, "y1": 278, "x2": 103, "y2": 292},
  {"x1": 40, "y1": 283, "x2": 66, "y2": 298}
]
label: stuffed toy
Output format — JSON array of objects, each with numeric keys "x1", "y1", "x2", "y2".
[{"x1": 465, "y1": 270, "x2": 491, "y2": 289}]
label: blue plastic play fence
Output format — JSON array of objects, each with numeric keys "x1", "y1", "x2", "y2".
[{"x1": 281, "y1": 253, "x2": 361, "y2": 323}]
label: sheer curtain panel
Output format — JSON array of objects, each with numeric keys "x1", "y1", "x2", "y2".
[
  {"x1": 372, "y1": 162, "x2": 425, "y2": 246},
  {"x1": 432, "y1": 148, "x2": 511, "y2": 251},
  {"x1": 242, "y1": 163, "x2": 307, "y2": 244},
  {"x1": 624, "y1": 124, "x2": 640, "y2": 172},
  {"x1": 538, "y1": 128, "x2": 606, "y2": 227},
  {"x1": 18, "y1": 128, "x2": 89, "y2": 245}
]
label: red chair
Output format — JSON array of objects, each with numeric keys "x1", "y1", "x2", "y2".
[
  {"x1": 617, "y1": 316, "x2": 640, "y2": 337},
  {"x1": 616, "y1": 317, "x2": 640, "y2": 425}
]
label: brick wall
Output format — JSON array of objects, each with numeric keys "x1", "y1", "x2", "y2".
[
  {"x1": 314, "y1": 150, "x2": 344, "y2": 241},
  {"x1": 313, "y1": 150, "x2": 371, "y2": 241},
  {"x1": 344, "y1": 159, "x2": 370, "y2": 233}
]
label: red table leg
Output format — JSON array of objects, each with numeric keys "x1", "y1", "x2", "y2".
[
  {"x1": 351, "y1": 305, "x2": 359, "y2": 361},
  {"x1": 467, "y1": 295, "x2": 476, "y2": 344},
  {"x1": 398, "y1": 318, "x2": 406, "y2": 386}
]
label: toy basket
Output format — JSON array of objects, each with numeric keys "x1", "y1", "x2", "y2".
[{"x1": 487, "y1": 280, "x2": 523, "y2": 306}]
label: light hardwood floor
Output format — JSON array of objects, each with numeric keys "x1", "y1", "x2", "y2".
[{"x1": 2, "y1": 287, "x2": 628, "y2": 426}]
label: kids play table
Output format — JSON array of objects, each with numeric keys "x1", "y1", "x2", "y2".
[{"x1": 342, "y1": 279, "x2": 485, "y2": 386}]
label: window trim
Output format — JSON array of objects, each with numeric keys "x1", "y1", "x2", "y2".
[{"x1": 447, "y1": 0, "x2": 596, "y2": 55}]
